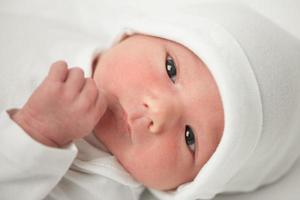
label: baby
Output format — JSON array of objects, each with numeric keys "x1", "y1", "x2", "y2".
[
  {"x1": 7, "y1": 33, "x2": 224, "y2": 198},
  {"x1": 11, "y1": 33, "x2": 224, "y2": 191},
  {"x1": 1, "y1": 2, "x2": 300, "y2": 200}
]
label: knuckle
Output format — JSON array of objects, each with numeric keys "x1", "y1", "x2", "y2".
[
  {"x1": 83, "y1": 78, "x2": 96, "y2": 91},
  {"x1": 67, "y1": 68, "x2": 85, "y2": 83},
  {"x1": 44, "y1": 80, "x2": 63, "y2": 95},
  {"x1": 51, "y1": 60, "x2": 67, "y2": 70},
  {"x1": 84, "y1": 91, "x2": 96, "y2": 104},
  {"x1": 62, "y1": 88, "x2": 76, "y2": 102},
  {"x1": 49, "y1": 60, "x2": 68, "y2": 78},
  {"x1": 69, "y1": 67, "x2": 84, "y2": 75},
  {"x1": 80, "y1": 98, "x2": 92, "y2": 112},
  {"x1": 83, "y1": 82, "x2": 98, "y2": 104}
]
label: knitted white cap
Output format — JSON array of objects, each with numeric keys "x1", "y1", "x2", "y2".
[{"x1": 109, "y1": 2, "x2": 300, "y2": 199}]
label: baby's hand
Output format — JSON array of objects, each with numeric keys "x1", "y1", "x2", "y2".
[{"x1": 11, "y1": 61, "x2": 107, "y2": 147}]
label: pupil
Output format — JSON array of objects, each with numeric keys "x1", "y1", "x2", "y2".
[
  {"x1": 185, "y1": 126, "x2": 195, "y2": 145},
  {"x1": 166, "y1": 57, "x2": 176, "y2": 76}
]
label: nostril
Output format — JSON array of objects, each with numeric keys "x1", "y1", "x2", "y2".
[
  {"x1": 143, "y1": 103, "x2": 149, "y2": 108},
  {"x1": 148, "y1": 120, "x2": 154, "y2": 130}
]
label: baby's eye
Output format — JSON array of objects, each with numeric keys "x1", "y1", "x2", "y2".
[
  {"x1": 166, "y1": 55, "x2": 177, "y2": 83},
  {"x1": 185, "y1": 125, "x2": 196, "y2": 153}
]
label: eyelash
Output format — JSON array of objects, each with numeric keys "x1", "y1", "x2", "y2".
[{"x1": 165, "y1": 54, "x2": 196, "y2": 155}]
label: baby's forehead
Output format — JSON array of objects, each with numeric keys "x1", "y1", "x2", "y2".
[
  {"x1": 110, "y1": 33, "x2": 192, "y2": 56},
  {"x1": 159, "y1": 36, "x2": 203, "y2": 64}
]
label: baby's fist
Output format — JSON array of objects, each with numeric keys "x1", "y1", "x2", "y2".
[{"x1": 12, "y1": 61, "x2": 107, "y2": 147}]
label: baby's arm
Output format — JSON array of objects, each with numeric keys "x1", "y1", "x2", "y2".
[
  {"x1": 10, "y1": 60, "x2": 107, "y2": 147},
  {"x1": 0, "y1": 61, "x2": 107, "y2": 199}
]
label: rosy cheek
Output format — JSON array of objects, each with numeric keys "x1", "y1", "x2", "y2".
[{"x1": 132, "y1": 139, "x2": 178, "y2": 173}]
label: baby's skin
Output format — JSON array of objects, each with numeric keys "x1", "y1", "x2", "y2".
[
  {"x1": 10, "y1": 34, "x2": 224, "y2": 191},
  {"x1": 10, "y1": 61, "x2": 108, "y2": 147}
]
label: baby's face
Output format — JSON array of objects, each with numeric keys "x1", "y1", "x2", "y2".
[{"x1": 92, "y1": 34, "x2": 224, "y2": 190}]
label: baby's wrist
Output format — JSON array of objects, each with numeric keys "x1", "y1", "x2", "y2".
[{"x1": 9, "y1": 109, "x2": 60, "y2": 148}]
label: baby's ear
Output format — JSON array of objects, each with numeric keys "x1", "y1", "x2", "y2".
[{"x1": 91, "y1": 52, "x2": 101, "y2": 78}]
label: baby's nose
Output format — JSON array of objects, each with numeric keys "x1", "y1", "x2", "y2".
[{"x1": 143, "y1": 94, "x2": 181, "y2": 134}]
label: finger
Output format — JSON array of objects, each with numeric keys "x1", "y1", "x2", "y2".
[
  {"x1": 47, "y1": 60, "x2": 68, "y2": 82},
  {"x1": 94, "y1": 88, "x2": 108, "y2": 120},
  {"x1": 78, "y1": 78, "x2": 99, "y2": 109},
  {"x1": 65, "y1": 67, "x2": 86, "y2": 94}
]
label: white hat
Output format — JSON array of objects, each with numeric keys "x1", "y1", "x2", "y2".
[{"x1": 110, "y1": 2, "x2": 300, "y2": 199}]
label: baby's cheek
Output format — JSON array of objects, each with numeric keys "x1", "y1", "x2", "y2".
[{"x1": 127, "y1": 142, "x2": 180, "y2": 189}]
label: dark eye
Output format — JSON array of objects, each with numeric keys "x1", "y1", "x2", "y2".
[
  {"x1": 166, "y1": 55, "x2": 177, "y2": 83},
  {"x1": 185, "y1": 125, "x2": 196, "y2": 153}
]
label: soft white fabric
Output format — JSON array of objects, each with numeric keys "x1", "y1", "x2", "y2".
[
  {"x1": 0, "y1": 110, "x2": 78, "y2": 199},
  {"x1": 105, "y1": 2, "x2": 300, "y2": 200},
  {"x1": 49, "y1": 134, "x2": 144, "y2": 200}
]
